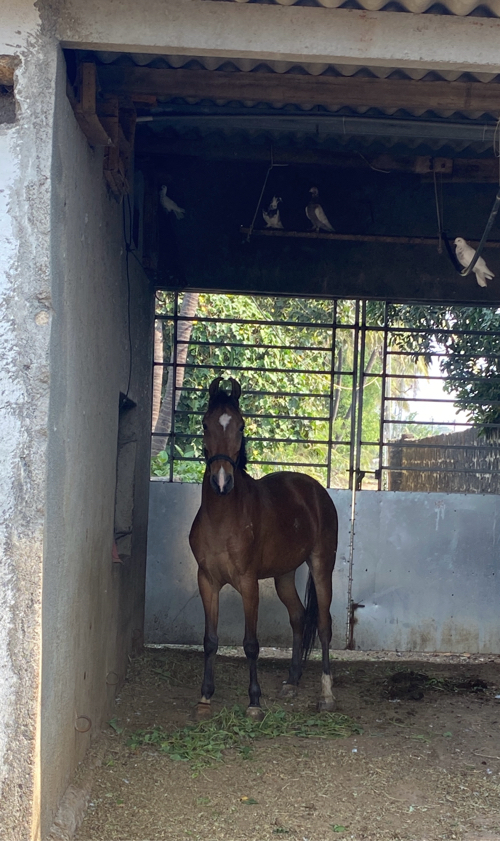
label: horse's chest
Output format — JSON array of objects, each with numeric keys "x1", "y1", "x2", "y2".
[{"x1": 197, "y1": 520, "x2": 255, "y2": 580}]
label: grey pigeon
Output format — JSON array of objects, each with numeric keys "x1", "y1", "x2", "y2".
[
  {"x1": 306, "y1": 187, "x2": 334, "y2": 233},
  {"x1": 454, "y1": 237, "x2": 494, "y2": 288},
  {"x1": 159, "y1": 185, "x2": 185, "y2": 220},
  {"x1": 262, "y1": 196, "x2": 283, "y2": 229}
]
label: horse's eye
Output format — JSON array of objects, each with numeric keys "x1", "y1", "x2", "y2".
[
  {"x1": 240, "y1": 426, "x2": 244, "y2": 432},
  {"x1": 203, "y1": 423, "x2": 208, "y2": 431}
]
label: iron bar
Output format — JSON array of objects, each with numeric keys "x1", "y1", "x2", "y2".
[
  {"x1": 155, "y1": 360, "x2": 352, "y2": 377},
  {"x1": 170, "y1": 386, "x2": 338, "y2": 399},
  {"x1": 162, "y1": 433, "x2": 348, "y2": 446},
  {"x1": 327, "y1": 301, "x2": 338, "y2": 489},
  {"x1": 380, "y1": 465, "x2": 500, "y2": 475},
  {"x1": 173, "y1": 411, "x2": 331, "y2": 422},
  {"x1": 368, "y1": 440, "x2": 499, "y2": 451},
  {"x1": 155, "y1": 313, "x2": 354, "y2": 330},
  {"x1": 168, "y1": 292, "x2": 179, "y2": 483},
  {"x1": 377, "y1": 302, "x2": 390, "y2": 492},
  {"x1": 175, "y1": 339, "x2": 335, "y2": 353},
  {"x1": 157, "y1": 361, "x2": 334, "y2": 376}
]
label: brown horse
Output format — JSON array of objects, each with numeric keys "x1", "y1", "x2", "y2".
[{"x1": 189, "y1": 377, "x2": 338, "y2": 719}]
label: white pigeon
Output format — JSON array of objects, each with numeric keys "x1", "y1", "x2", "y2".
[
  {"x1": 454, "y1": 237, "x2": 494, "y2": 288},
  {"x1": 306, "y1": 187, "x2": 335, "y2": 233},
  {"x1": 159, "y1": 185, "x2": 185, "y2": 220},
  {"x1": 262, "y1": 196, "x2": 283, "y2": 229}
]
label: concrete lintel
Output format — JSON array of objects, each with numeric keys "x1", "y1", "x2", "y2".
[{"x1": 57, "y1": 0, "x2": 500, "y2": 74}]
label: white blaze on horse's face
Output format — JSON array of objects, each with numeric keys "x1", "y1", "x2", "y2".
[
  {"x1": 217, "y1": 466, "x2": 227, "y2": 492},
  {"x1": 219, "y1": 412, "x2": 232, "y2": 432},
  {"x1": 203, "y1": 402, "x2": 245, "y2": 495}
]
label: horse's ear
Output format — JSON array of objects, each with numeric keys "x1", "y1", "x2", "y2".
[
  {"x1": 208, "y1": 377, "x2": 224, "y2": 399},
  {"x1": 229, "y1": 378, "x2": 241, "y2": 403}
]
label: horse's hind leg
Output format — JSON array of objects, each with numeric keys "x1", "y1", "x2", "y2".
[
  {"x1": 310, "y1": 554, "x2": 335, "y2": 712},
  {"x1": 275, "y1": 571, "x2": 304, "y2": 698},
  {"x1": 197, "y1": 569, "x2": 221, "y2": 718}
]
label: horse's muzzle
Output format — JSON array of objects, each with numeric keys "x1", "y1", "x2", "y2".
[{"x1": 210, "y1": 468, "x2": 234, "y2": 495}]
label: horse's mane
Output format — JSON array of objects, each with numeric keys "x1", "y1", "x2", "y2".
[{"x1": 207, "y1": 388, "x2": 248, "y2": 472}]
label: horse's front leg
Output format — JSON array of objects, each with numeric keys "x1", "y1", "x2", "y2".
[
  {"x1": 240, "y1": 577, "x2": 264, "y2": 721},
  {"x1": 197, "y1": 568, "x2": 221, "y2": 718}
]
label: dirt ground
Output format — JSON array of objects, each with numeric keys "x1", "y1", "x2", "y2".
[{"x1": 74, "y1": 647, "x2": 500, "y2": 841}]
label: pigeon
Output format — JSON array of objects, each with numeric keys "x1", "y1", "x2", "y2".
[
  {"x1": 262, "y1": 196, "x2": 283, "y2": 229},
  {"x1": 454, "y1": 237, "x2": 494, "y2": 288},
  {"x1": 306, "y1": 187, "x2": 335, "y2": 233},
  {"x1": 159, "y1": 185, "x2": 185, "y2": 220}
]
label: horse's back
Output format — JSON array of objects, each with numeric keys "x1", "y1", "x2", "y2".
[
  {"x1": 256, "y1": 471, "x2": 338, "y2": 548},
  {"x1": 259, "y1": 471, "x2": 336, "y2": 510}
]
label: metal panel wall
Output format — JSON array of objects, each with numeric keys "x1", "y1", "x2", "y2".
[
  {"x1": 145, "y1": 481, "x2": 351, "y2": 648},
  {"x1": 351, "y1": 491, "x2": 500, "y2": 653},
  {"x1": 146, "y1": 482, "x2": 500, "y2": 653}
]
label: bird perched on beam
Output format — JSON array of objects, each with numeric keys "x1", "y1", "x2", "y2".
[
  {"x1": 262, "y1": 196, "x2": 284, "y2": 229},
  {"x1": 159, "y1": 185, "x2": 185, "y2": 220},
  {"x1": 454, "y1": 237, "x2": 494, "y2": 288},
  {"x1": 306, "y1": 187, "x2": 335, "y2": 233}
]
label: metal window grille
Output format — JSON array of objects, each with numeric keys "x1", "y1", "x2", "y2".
[{"x1": 151, "y1": 292, "x2": 500, "y2": 493}]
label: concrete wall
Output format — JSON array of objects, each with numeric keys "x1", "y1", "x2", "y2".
[
  {"x1": 146, "y1": 483, "x2": 500, "y2": 654},
  {"x1": 0, "y1": 3, "x2": 57, "y2": 838},
  {"x1": 41, "y1": 50, "x2": 152, "y2": 841},
  {"x1": 0, "y1": 4, "x2": 153, "y2": 838}
]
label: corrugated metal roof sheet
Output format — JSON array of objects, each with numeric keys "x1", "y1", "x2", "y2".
[
  {"x1": 92, "y1": 52, "x2": 500, "y2": 120},
  {"x1": 142, "y1": 115, "x2": 495, "y2": 154},
  {"x1": 197, "y1": 0, "x2": 500, "y2": 17},
  {"x1": 95, "y1": 51, "x2": 500, "y2": 84},
  {"x1": 77, "y1": 50, "x2": 500, "y2": 153}
]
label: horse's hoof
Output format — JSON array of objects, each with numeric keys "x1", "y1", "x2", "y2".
[
  {"x1": 246, "y1": 706, "x2": 265, "y2": 722},
  {"x1": 280, "y1": 683, "x2": 298, "y2": 699},
  {"x1": 196, "y1": 701, "x2": 212, "y2": 719},
  {"x1": 317, "y1": 698, "x2": 335, "y2": 712}
]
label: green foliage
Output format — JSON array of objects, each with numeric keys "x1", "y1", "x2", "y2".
[
  {"x1": 153, "y1": 293, "x2": 370, "y2": 486},
  {"x1": 153, "y1": 294, "x2": 498, "y2": 483},
  {"x1": 386, "y1": 304, "x2": 500, "y2": 435},
  {"x1": 127, "y1": 704, "x2": 362, "y2": 773}
]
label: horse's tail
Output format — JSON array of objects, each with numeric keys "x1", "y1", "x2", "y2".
[{"x1": 302, "y1": 572, "x2": 318, "y2": 661}]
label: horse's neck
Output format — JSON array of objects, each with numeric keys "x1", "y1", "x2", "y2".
[{"x1": 202, "y1": 470, "x2": 255, "y2": 520}]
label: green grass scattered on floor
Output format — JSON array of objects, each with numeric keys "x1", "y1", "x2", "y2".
[{"x1": 127, "y1": 705, "x2": 362, "y2": 772}]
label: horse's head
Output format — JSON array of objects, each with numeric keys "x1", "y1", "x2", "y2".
[{"x1": 203, "y1": 377, "x2": 246, "y2": 495}]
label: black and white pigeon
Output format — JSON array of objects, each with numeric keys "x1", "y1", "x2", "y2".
[
  {"x1": 159, "y1": 185, "x2": 185, "y2": 220},
  {"x1": 454, "y1": 237, "x2": 494, "y2": 288},
  {"x1": 262, "y1": 196, "x2": 283, "y2": 229},
  {"x1": 306, "y1": 187, "x2": 335, "y2": 233}
]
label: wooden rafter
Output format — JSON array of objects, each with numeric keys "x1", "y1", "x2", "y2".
[
  {"x1": 240, "y1": 229, "x2": 500, "y2": 247},
  {"x1": 66, "y1": 62, "x2": 137, "y2": 199},
  {"x1": 98, "y1": 65, "x2": 500, "y2": 116},
  {"x1": 0, "y1": 55, "x2": 18, "y2": 87},
  {"x1": 139, "y1": 140, "x2": 499, "y2": 183}
]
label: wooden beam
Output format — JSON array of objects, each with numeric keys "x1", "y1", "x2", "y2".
[
  {"x1": 67, "y1": 63, "x2": 113, "y2": 147},
  {"x1": 0, "y1": 55, "x2": 19, "y2": 87},
  {"x1": 137, "y1": 140, "x2": 499, "y2": 182},
  {"x1": 240, "y1": 229, "x2": 500, "y2": 248},
  {"x1": 99, "y1": 66, "x2": 500, "y2": 116}
]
